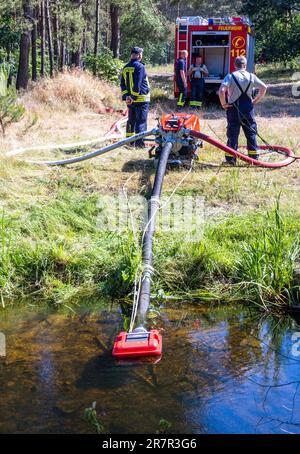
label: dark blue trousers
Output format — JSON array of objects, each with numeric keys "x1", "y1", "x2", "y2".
[
  {"x1": 190, "y1": 78, "x2": 205, "y2": 107},
  {"x1": 226, "y1": 94, "x2": 258, "y2": 161},
  {"x1": 176, "y1": 81, "x2": 187, "y2": 108},
  {"x1": 126, "y1": 103, "x2": 149, "y2": 147}
]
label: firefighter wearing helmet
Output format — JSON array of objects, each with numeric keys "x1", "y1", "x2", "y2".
[
  {"x1": 120, "y1": 47, "x2": 150, "y2": 148},
  {"x1": 219, "y1": 56, "x2": 267, "y2": 165}
]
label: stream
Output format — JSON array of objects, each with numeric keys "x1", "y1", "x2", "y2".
[{"x1": 0, "y1": 302, "x2": 300, "y2": 434}]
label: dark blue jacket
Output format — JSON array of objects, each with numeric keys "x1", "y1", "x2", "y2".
[
  {"x1": 120, "y1": 59, "x2": 150, "y2": 103},
  {"x1": 175, "y1": 58, "x2": 187, "y2": 86}
]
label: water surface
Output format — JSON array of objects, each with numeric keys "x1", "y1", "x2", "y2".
[{"x1": 0, "y1": 302, "x2": 300, "y2": 434}]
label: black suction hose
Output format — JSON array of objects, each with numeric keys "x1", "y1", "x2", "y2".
[{"x1": 135, "y1": 141, "x2": 173, "y2": 329}]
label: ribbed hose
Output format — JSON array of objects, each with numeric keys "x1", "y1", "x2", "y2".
[
  {"x1": 190, "y1": 130, "x2": 295, "y2": 168},
  {"x1": 135, "y1": 141, "x2": 173, "y2": 328},
  {"x1": 26, "y1": 129, "x2": 157, "y2": 166}
]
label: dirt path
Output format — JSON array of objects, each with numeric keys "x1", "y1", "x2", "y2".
[
  {"x1": 1, "y1": 70, "x2": 299, "y2": 224},
  {"x1": 148, "y1": 72, "x2": 300, "y2": 118}
]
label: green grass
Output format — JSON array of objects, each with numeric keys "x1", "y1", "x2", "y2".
[
  {"x1": 0, "y1": 184, "x2": 299, "y2": 314},
  {"x1": 153, "y1": 197, "x2": 300, "y2": 313},
  {"x1": 147, "y1": 62, "x2": 297, "y2": 84},
  {"x1": 0, "y1": 65, "x2": 299, "y2": 314},
  {"x1": 150, "y1": 87, "x2": 171, "y2": 104},
  {"x1": 256, "y1": 62, "x2": 297, "y2": 84},
  {"x1": 235, "y1": 197, "x2": 300, "y2": 310},
  {"x1": 147, "y1": 63, "x2": 173, "y2": 75}
]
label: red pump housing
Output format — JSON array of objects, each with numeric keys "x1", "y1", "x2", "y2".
[
  {"x1": 160, "y1": 113, "x2": 201, "y2": 133},
  {"x1": 112, "y1": 330, "x2": 162, "y2": 358}
]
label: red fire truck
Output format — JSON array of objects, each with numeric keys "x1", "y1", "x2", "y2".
[{"x1": 174, "y1": 16, "x2": 255, "y2": 98}]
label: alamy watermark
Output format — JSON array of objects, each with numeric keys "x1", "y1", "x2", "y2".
[
  {"x1": 0, "y1": 332, "x2": 6, "y2": 357},
  {"x1": 292, "y1": 72, "x2": 300, "y2": 98},
  {"x1": 96, "y1": 193, "x2": 205, "y2": 242},
  {"x1": 292, "y1": 332, "x2": 300, "y2": 357}
]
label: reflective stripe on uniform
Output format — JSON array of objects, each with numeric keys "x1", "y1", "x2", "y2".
[
  {"x1": 122, "y1": 90, "x2": 128, "y2": 95},
  {"x1": 122, "y1": 66, "x2": 150, "y2": 102},
  {"x1": 131, "y1": 90, "x2": 140, "y2": 96},
  {"x1": 190, "y1": 101, "x2": 202, "y2": 107},
  {"x1": 122, "y1": 67, "x2": 135, "y2": 94},
  {"x1": 177, "y1": 93, "x2": 184, "y2": 106},
  {"x1": 134, "y1": 94, "x2": 151, "y2": 103}
]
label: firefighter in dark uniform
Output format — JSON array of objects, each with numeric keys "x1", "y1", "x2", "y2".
[
  {"x1": 120, "y1": 46, "x2": 150, "y2": 148},
  {"x1": 219, "y1": 56, "x2": 267, "y2": 165},
  {"x1": 175, "y1": 50, "x2": 188, "y2": 109},
  {"x1": 188, "y1": 55, "x2": 209, "y2": 108}
]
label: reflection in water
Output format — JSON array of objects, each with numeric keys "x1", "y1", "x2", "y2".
[{"x1": 0, "y1": 303, "x2": 299, "y2": 434}]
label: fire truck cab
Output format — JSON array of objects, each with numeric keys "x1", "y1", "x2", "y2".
[{"x1": 174, "y1": 16, "x2": 255, "y2": 99}]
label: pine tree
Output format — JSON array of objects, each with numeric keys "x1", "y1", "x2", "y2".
[{"x1": 16, "y1": 0, "x2": 33, "y2": 89}]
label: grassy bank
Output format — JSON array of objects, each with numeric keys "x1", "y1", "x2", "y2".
[
  {"x1": 0, "y1": 179, "x2": 299, "y2": 314},
  {"x1": 0, "y1": 69, "x2": 300, "y2": 314}
]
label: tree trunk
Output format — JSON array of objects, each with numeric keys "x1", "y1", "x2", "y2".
[
  {"x1": 60, "y1": 40, "x2": 66, "y2": 69},
  {"x1": 40, "y1": 0, "x2": 46, "y2": 76},
  {"x1": 82, "y1": 27, "x2": 87, "y2": 63},
  {"x1": 16, "y1": 1, "x2": 32, "y2": 90},
  {"x1": 7, "y1": 44, "x2": 13, "y2": 86},
  {"x1": 93, "y1": 0, "x2": 100, "y2": 74},
  {"x1": 94, "y1": 0, "x2": 100, "y2": 57},
  {"x1": 45, "y1": 0, "x2": 54, "y2": 76},
  {"x1": 71, "y1": 49, "x2": 81, "y2": 67},
  {"x1": 110, "y1": 3, "x2": 120, "y2": 58},
  {"x1": 16, "y1": 32, "x2": 31, "y2": 89},
  {"x1": 53, "y1": 0, "x2": 61, "y2": 67},
  {"x1": 31, "y1": 7, "x2": 38, "y2": 81},
  {"x1": 71, "y1": 0, "x2": 83, "y2": 67}
]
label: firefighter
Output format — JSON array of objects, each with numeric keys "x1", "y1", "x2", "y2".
[
  {"x1": 175, "y1": 50, "x2": 188, "y2": 109},
  {"x1": 120, "y1": 46, "x2": 150, "y2": 148},
  {"x1": 219, "y1": 56, "x2": 267, "y2": 165},
  {"x1": 188, "y1": 56, "x2": 209, "y2": 108}
]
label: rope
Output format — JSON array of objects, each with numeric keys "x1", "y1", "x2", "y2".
[
  {"x1": 129, "y1": 160, "x2": 194, "y2": 332},
  {"x1": 121, "y1": 174, "x2": 144, "y2": 333}
]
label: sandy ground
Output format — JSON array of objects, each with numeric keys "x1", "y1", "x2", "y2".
[{"x1": 0, "y1": 70, "x2": 299, "y2": 222}]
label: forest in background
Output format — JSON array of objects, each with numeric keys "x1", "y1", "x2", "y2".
[{"x1": 0, "y1": 0, "x2": 300, "y2": 90}]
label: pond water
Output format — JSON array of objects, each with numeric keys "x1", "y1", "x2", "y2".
[{"x1": 0, "y1": 302, "x2": 300, "y2": 434}]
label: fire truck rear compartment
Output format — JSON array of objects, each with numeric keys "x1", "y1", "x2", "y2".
[
  {"x1": 191, "y1": 33, "x2": 230, "y2": 82},
  {"x1": 175, "y1": 16, "x2": 255, "y2": 98}
]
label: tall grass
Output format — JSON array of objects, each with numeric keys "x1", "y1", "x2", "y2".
[
  {"x1": 22, "y1": 68, "x2": 121, "y2": 112},
  {"x1": 0, "y1": 183, "x2": 299, "y2": 314},
  {"x1": 0, "y1": 210, "x2": 13, "y2": 304},
  {"x1": 102, "y1": 230, "x2": 142, "y2": 300},
  {"x1": 256, "y1": 62, "x2": 295, "y2": 83},
  {"x1": 235, "y1": 197, "x2": 299, "y2": 311},
  {"x1": 154, "y1": 198, "x2": 300, "y2": 312},
  {"x1": 0, "y1": 183, "x2": 143, "y2": 306}
]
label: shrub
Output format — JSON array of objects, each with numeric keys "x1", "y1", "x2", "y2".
[
  {"x1": 85, "y1": 48, "x2": 124, "y2": 85},
  {"x1": 0, "y1": 64, "x2": 25, "y2": 135},
  {"x1": 24, "y1": 68, "x2": 120, "y2": 111}
]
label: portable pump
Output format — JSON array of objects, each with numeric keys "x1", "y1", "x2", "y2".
[{"x1": 150, "y1": 113, "x2": 203, "y2": 168}]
